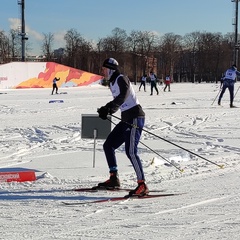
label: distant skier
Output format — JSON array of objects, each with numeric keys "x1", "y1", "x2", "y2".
[
  {"x1": 139, "y1": 74, "x2": 147, "y2": 92},
  {"x1": 149, "y1": 71, "x2": 159, "y2": 95},
  {"x1": 218, "y1": 65, "x2": 240, "y2": 107},
  {"x1": 52, "y1": 77, "x2": 60, "y2": 95},
  {"x1": 164, "y1": 75, "x2": 171, "y2": 92}
]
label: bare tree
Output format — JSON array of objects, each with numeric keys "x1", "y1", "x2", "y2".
[
  {"x1": 9, "y1": 29, "x2": 22, "y2": 60},
  {"x1": 127, "y1": 30, "x2": 142, "y2": 82},
  {"x1": 42, "y1": 32, "x2": 54, "y2": 61},
  {"x1": 100, "y1": 27, "x2": 128, "y2": 69},
  {"x1": 157, "y1": 33, "x2": 182, "y2": 81},
  {"x1": 196, "y1": 32, "x2": 224, "y2": 82},
  {"x1": 127, "y1": 30, "x2": 158, "y2": 82},
  {"x1": 63, "y1": 28, "x2": 93, "y2": 71},
  {"x1": 182, "y1": 31, "x2": 202, "y2": 82},
  {"x1": 101, "y1": 27, "x2": 127, "y2": 53},
  {"x1": 0, "y1": 30, "x2": 10, "y2": 63},
  {"x1": 64, "y1": 29, "x2": 82, "y2": 68},
  {"x1": 0, "y1": 25, "x2": 238, "y2": 83}
]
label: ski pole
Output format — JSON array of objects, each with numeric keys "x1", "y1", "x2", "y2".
[
  {"x1": 110, "y1": 115, "x2": 224, "y2": 169},
  {"x1": 211, "y1": 88, "x2": 221, "y2": 105},
  {"x1": 234, "y1": 85, "x2": 240, "y2": 99},
  {"x1": 139, "y1": 141, "x2": 184, "y2": 172},
  {"x1": 107, "y1": 118, "x2": 184, "y2": 172}
]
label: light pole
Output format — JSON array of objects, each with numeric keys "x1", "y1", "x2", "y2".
[
  {"x1": 18, "y1": 0, "x2": 28, "y2": 62},
  {"x1": 232, "y1": 0, "x2": 240, "y2": 66}
]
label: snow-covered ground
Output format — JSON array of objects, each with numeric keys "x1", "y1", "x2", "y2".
[{"x1": 0, "y1": 82, "x2": 240, "y2": 240}]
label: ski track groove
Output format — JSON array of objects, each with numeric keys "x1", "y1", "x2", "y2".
[{"x1": 66, "y1": 194, "x2": 232, "y2": 233}]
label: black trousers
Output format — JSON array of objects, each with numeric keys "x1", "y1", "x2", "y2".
[{"x1": 52, "y1": 83, "x2": 58, "y2": 94}]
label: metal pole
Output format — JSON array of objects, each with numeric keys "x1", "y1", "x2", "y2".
[
  {"x1": 211, "y1": 88, "x2": 221, "y2": 105},
  {"x1": 232, "y1": 0, "x2": 239, "y2": 65},
  {"x1": 21, "y1": 0, "x2": 25, "y2": 62},
  {"x1": 235, "y1": 0, "x2": 239, "y2": 66},
  {"x1": 93, "y1": 129, "x2": 97, "y2": 168},
  {"x1": 18, "y1": 0, "x2": 27, "y2": 62},
  {"x1": 234, "y1": 85, "x2": 240, "y2": 98}
]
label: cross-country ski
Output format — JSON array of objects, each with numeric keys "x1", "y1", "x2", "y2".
[
  {"x1": 73, "y1": 187, "x2": 166, "y2": 193},
  {"x1": 62, "y1": 193, "x2": 184, "y2": 205}
]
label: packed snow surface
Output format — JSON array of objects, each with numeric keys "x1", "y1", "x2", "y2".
[{"x1": 0, "y1": 82, "x2": 240, "y2": 240}]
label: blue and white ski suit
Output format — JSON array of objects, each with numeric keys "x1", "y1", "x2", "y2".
[
  {"x1": 103, "y1": 70, "x2": 146, "y2": 182},
  {"x1": 218, "y1": 66, "x2": 240, "y2": 106}
]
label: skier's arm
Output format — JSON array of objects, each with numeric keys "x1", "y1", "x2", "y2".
[{"x1": 236, "y1": 71, "x2": 240, "y2": 78}]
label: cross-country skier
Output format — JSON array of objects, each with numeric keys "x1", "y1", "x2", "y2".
[
  {"x1": 218, "y1": 64, "x2": 240, "y2": 107},
  {"x1": 149, "y1": 71, "x2": 159, "y2": 95},
  {"x1": 96, "y1": 57, "x2": 149, "y2": 197},
  {"x1": 51, "y1": 77, "x2": 60, "y2": 95},
  {"x1": 139, "y1": 74, "x2": 147, "y2": 92},
  {"x1": 164, "y1": 75, "x2": 171, "y2": 92}
]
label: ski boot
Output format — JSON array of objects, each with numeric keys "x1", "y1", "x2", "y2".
[
  {"x1": 128, "y1": 181, "x2": 149, "y2": 197},
  {"x1": 93, "y1": 172, "x2": 120, "y2": 190}
]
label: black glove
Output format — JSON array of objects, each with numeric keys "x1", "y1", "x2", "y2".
[{"x1": 97, "y1": 106, "x2": 109, "y2": 120}]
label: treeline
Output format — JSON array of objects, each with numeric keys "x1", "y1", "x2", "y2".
[{"x1": 0, "y1": 27, "x2": 237, "y2": 83}]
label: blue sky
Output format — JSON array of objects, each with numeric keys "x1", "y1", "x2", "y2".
[{"x1": 0, "y1": 0, "x2": 237, "y2": 55}]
